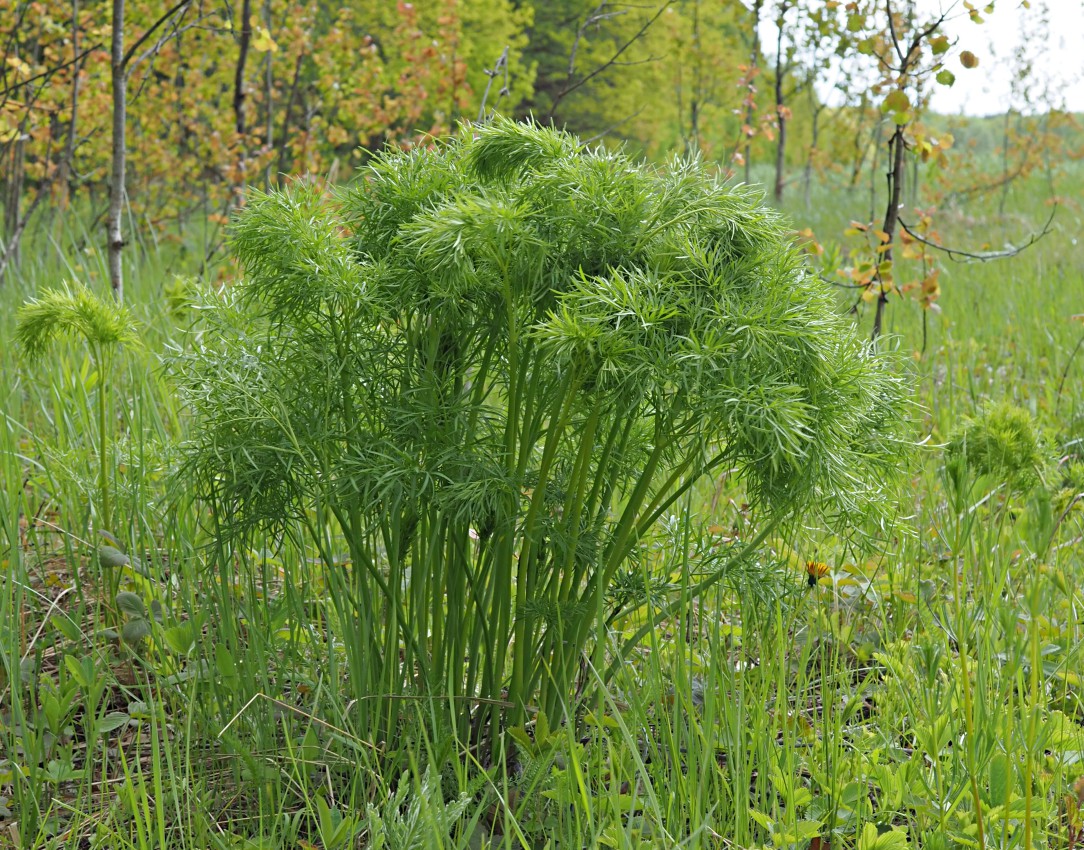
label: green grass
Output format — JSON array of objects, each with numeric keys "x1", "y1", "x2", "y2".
[{"x1": 1, "y1": 156, "x2": 1083, "y2": 850}]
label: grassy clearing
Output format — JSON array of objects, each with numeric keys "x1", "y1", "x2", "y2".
[{"x1": 1, "y1": 157, "x2": 1083, "y2": 850}]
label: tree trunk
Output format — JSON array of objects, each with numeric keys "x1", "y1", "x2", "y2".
[
  {"x1": 2, "y1": 135, "x2": 26, "y2": 275},
  {"x1": 687, "y1": 0, "x2": 701, "y2": 155},
  {"x1": 744, "y1": 0, "x2": 762, "y2": 185},
  {"x1": 772, "y1": 1, "x2": 788, "y2": 204},
  {"x1": 108, "y1": 0, "x2": 127, "y2": 302},
  {"x1": 232, "y1": 0, "x2": 252, "y2": 198},
  {"x1": 848, "y1": 92, "x2": 871, "y2": 188},
  {"x1": 275, "y1": 52, "x2": 304, "y2": 179},
  {"x1": 803, "y1": 96, "x2": 821, "y2": 212},
  {"x1": 57, "y1": 0, "x2": 82, "y2": 205},
  {"x1": 233, "y1": 0, "x2": 252, "y2": 139},
  {"x1": 871, "y1": 124, "x2": 905, "y2": 341},
  {"x1": 772, "y1": 88, "x2": 786, "y2": 202},
  {"x1": 263, "y1": 0, "x2": 274, "y2": 189}
]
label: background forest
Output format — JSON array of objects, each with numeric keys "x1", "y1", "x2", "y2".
[
  {"x1": 3, "y1": 0, "x2": 1077, "y2": 275},
  {"x1": 3, "y1": 1, "x2": 1084, "y2": 849}
]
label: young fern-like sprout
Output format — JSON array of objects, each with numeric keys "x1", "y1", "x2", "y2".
[
  {"x1": 179, "y1": 117, "x2": 908, "y2": 746},
  {"x1": 16, "y1": 282, "x2": 140, "y2": 532}
]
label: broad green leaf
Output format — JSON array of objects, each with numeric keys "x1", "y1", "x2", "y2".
[
  {"x1": 989, "y1": 753, "x2": 1012, "y2": 804},
  {"x1": 96, "y1": 711, "x2": 131, "y2": 733},
  {"x1": 51, "y1": 614, "x2": 82, "y2": 642},
  {"x1": 215, "y1": 644, "x2": 238, "y2": 680},
  {"x1": 121, "y1": 617, "x2": 152, "y2": 643},
  {"x1": 99, "y1": 545, "x2": 130, "y2": 569},
  {"x1": 64, "y1": 654, "x2": 94, "y2": 689},
  {"x1": 163, "y1": 623, "x2": 196, "y2": 656},
  {"x1": 116, "y1": 591, "x2": 146, "y2": 618},
  {"x1": 508, "y1": 726, "x2": 535, "y2": 753}
]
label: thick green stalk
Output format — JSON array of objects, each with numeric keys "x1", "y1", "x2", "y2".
[
  {"x1": 509, "y1": 375, "x2": 576, "y2": 723},
  {"x1": 606, "y1": 511, "x2": 786, "y2": 685},
  {"x1": 533, "y1": 403, "x2": 602, "y2": 716}
]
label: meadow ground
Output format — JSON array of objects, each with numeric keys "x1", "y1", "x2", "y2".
[{"x1": 1, "y1": 160, "x2": 1083, "y2": 850}]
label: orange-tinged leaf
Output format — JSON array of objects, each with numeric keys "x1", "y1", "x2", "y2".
[{"x1": 960, "y1": 50, "x2": 979, "y2": 68}]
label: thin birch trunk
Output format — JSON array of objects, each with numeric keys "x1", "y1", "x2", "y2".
[
  {"x1": 744, "y1": 0, "x2": 762, "y2": 186},
  {"x1": 58, "y1": 0, "x2": 82, "y2": 204},
  {"x1": 772, "y1": 1, "x2": 788, "y2": 204},
  {"x1": 108, "y1": 0, "x2": 126, "y2": 302}
]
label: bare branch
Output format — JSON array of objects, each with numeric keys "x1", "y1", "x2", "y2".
[
  {"x1": 581, "y1": 106, "x2": 645, "y2": 143},
  {"x1": 885, "y1": 0, "x2": 906, "y2": 65},
  {"x1": 568, "y1": 3, "x2": 624, "y2": 78},
  {"x1": 547, "y1": 1, "x2": 674, "y2": 121},
  {"x1": 898, "y1": 206, "x2": 1056, "y2": 263},
  {"x1": 476, "y1": 45, "x2": 510, "y2": 124},
  {"x1": 0, "y1": 175, "x2": 52, "y2": 281},
  {"x1": 121, "y1": 0, "x2": 192, "y2": 70},
  {"x1": 819, "y1": 274, "x2": 869, "y2": 291},
  {"x1": 0, "y1": 45, "x2": 101, "y2": 101}
]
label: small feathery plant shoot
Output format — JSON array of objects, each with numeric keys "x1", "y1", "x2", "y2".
[
  {"x1": 176, "y1": 118, "x2": 907, "y2": 751},
  {"x1": 16, "y1": 281, "x2": 140, "y2": 536}
]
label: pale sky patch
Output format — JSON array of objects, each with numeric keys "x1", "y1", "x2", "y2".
[
  {"x1": 758, "y1": 0, "x2": 1084, "y2": 115},
  {"x1": 922, "y1": 0, "x2": 1084, "y2": 114}
]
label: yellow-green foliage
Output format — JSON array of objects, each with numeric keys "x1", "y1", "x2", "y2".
[{"x1": 946, "y1": 402, "x2": 1046, "y2": 492}]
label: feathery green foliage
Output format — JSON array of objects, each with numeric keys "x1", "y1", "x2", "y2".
[
  {"x1": 946, "y1": 402, "x2": 1047, "y2": 493},
  {"x1": 16, "y1": 282, "x2": 140, "y2": 360},
  {"x1": 176, "y1": 118, "x2": 906, "y2": 746},
  {"x1": 16, "y1": 282, "x2": 140, "y2": 531}
]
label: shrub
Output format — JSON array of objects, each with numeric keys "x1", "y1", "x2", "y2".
[
  {"x1": 946, "y1": 402, "x2": 1046, "y2": 494},
  {"x1": 176, "y1": 119, "x2": 906, "y2": 746}
]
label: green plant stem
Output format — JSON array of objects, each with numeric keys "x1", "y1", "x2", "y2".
[
  {"x1": 97, "y1": 346, "x2": 111, "y2": 534},
  {"x1": 1024, "y1": 576, "x2": 1041, "y2": 850},
  {"x1": 605, "y1": 510, "x2": 786, "y2": 685},
  {"x1": 953, "y1": 493, "x2": 987, "y2": 850}
]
